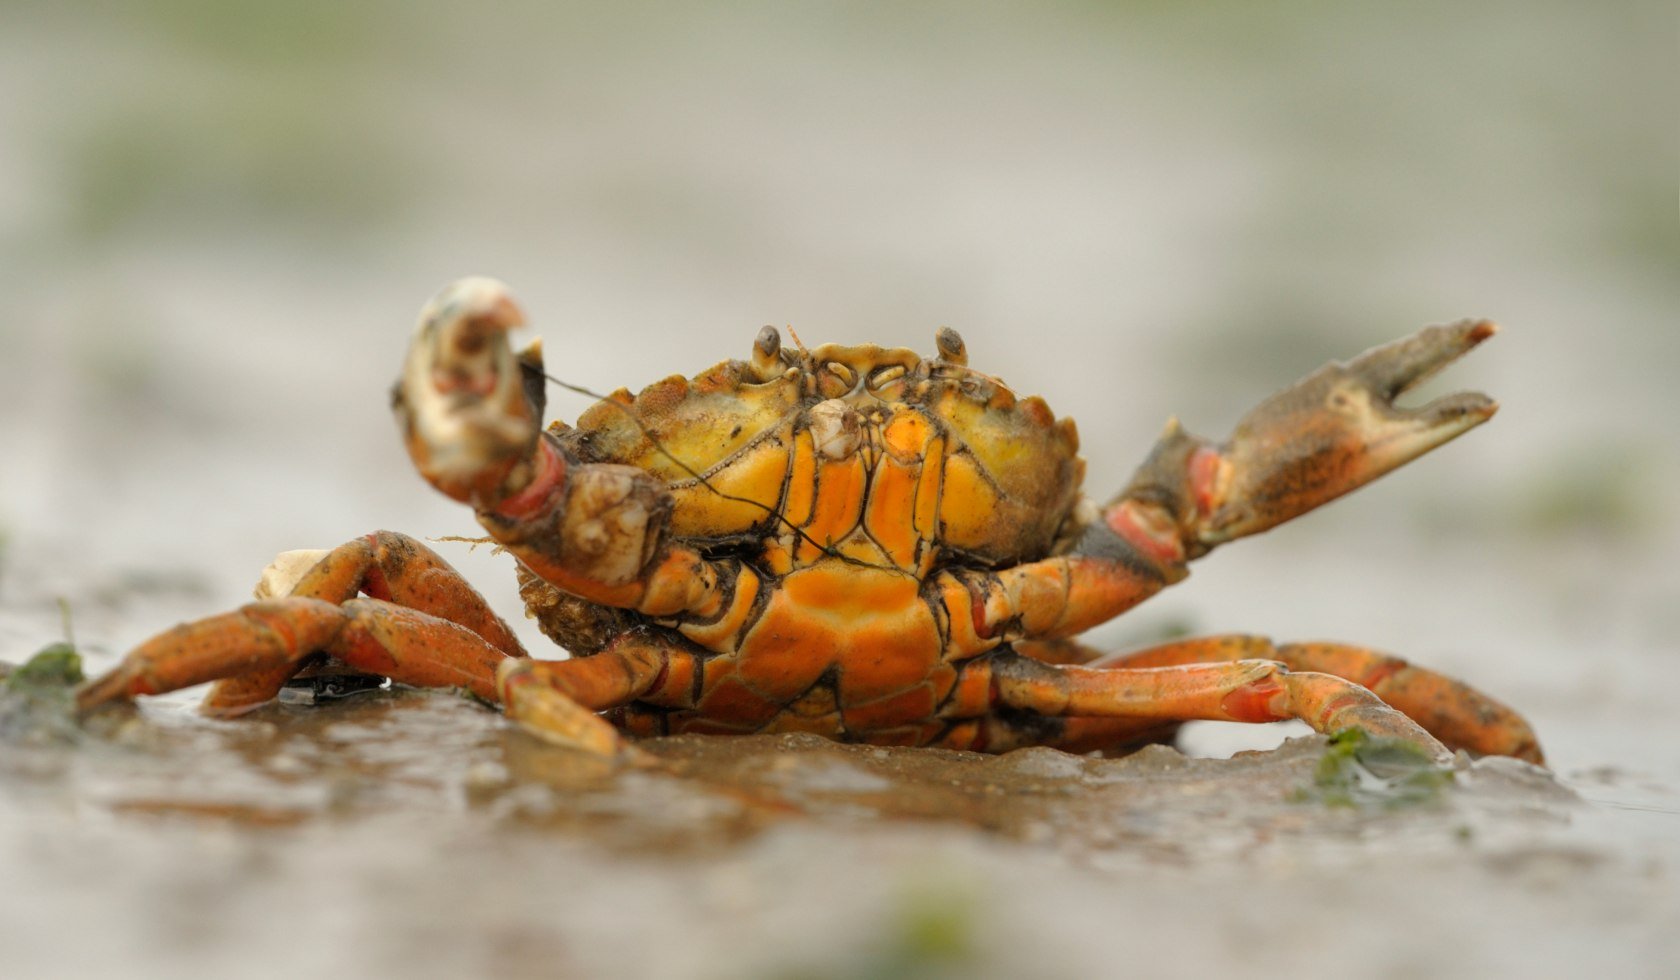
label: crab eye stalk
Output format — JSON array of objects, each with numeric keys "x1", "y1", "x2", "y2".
[
  {"x1": 935, "y1": 326, "x2": 967, "y2": 366},
  {"x1": 750, "y1": 325, "x2": 782, "y2": 380}
]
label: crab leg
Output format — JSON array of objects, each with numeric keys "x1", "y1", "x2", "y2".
[
  {"x1": 984, "y1": 654, "x2": 1452, "y2": 762},
  {"x1": 278, "y1": 531, "x2": 526, "y2": 657},
  {"x1": 76, "y1": 598, "x2": 511, "y2": 711},
  {"x1": 942, "y1": 322, "x2": 1501, "y2": 649},
  {"x1": 393, "y1": 278, "x2": 736, "y2": 621},
  {"x1": 1088, "y1": 634, "x2": 1542, "y2": 762},
  {"x1": 79, "y1": 531, "x2": 526, "y2": 714},
  {"x1": 496, "y1": 633, "x2": 698, "y2": 754}
]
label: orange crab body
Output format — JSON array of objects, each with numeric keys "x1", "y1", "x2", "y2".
[
  {"x1": 516, "y1": 336, "x2": 1086, "y2": 747},
  {"x1": 81, "y1": 279, "x2": 1544, "y2": 765}
]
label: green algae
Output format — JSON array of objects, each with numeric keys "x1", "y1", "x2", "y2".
[
  {"x1": 1295, "y1": 728, "x2": 1454, "y2": 809},
  {"x1": 5, "y1": 643, "x2": 85, "y2": 692},
  {"x1": 0, "y1": 642, "x2": 87, "y2": 746}
]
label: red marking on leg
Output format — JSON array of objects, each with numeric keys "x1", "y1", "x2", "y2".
[
  {"x1": 335, "y1": 628, "x2": 398, "y2": 676},
  {"x1": 125, "y1": 668, "x2": 159, "y2": 698},
  {"x1": 1220, "y1": 675, "x2": 1286, "y2": 723},
  {"x1": 1103, "y1": 500, "x2": 1186, "y2": 565},
  {"x1": 1188, "y1": 447, "x2": 1224, "y2": 517},
  {"x1": 1315, "y1": 690, "x2": 1366, "y2": 729},
  {"x1": 971, "y1": 595, "x2": 994, "y2": 641},
  {"x1": 499, "y1": 664, "x2": 536, "y2": 697},
  {"x1": 644, "y1": 659, "x2": 670, "y2": 699},
  {"x1": 494, "y1": 439, "x2": 567, "y2": 519},
  {"x1": 1360, "y1": 658, "x2": 1406, "y2": 691}
]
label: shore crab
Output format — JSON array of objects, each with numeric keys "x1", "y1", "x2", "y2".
[{"x1": 79, "y1": 278, "x2": 1542, "y2": 764}]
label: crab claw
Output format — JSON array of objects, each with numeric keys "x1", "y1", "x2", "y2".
[
  {"x1": 1200, "y1": 319, "x2": 1500, "y2": 546},
  {"x1": 394, "y1": 277, "x2": 541, "y2": 505}
]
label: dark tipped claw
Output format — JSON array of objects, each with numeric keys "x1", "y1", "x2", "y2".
[
  {"x1": 1346, "y1": 319, "x2": 1498, "y2": 401},
  {"x1": 1335, "y1": 319, "x2": 1500, "y2": 464},
  {"x1": 1195, "y1": 320, "x2": 1502, "y2": 545}
]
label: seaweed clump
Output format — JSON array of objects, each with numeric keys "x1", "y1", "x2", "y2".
[
  {"x1": 0, "y1": 642, "x2": 87, "y2": 746},
  {"x1": 1295, "y1": 728, "x2": 1455, "y2": 809}
]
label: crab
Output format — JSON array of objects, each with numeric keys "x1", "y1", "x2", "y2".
[{"x1": 78, "y1": 278, "x2": 1542, "y2": 765}]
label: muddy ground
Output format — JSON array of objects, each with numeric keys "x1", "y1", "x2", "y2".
[
  {"x1": 2, "y1": 2, "x2": 1676, "y2": 977},
  {"x1": 1, "y1": 665, "x2": 1668, "y2": 980}
]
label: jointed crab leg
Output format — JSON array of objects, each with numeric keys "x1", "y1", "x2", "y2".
[
  {"x1": 78, "y1": 531, "x2": 527, "y2": 714},
  {"x1": 76, "y1": 598, "x2": 511, "y2": 711},
  {"x1": 497, "y1": 632, "x2": 697, "y2": 753},
  {"x1": 1089, "y1": 634, "x2": 1542, "y2": 762},
  {"x1": 982, "y1": 654, "x2": 1452, "y2": 762},
  {"x1": 276, "y1": 531, "x2": 527, "y2": 658},
  {"x1": 918, "y1": 323, "x2": 1517, "y2": 759},
  {"x1": 948, "y1": 320, "x2": 1501, "y2": 648}
]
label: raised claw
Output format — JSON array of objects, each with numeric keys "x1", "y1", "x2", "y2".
[
  {"x1": 1201, "y1": 319, "x2": 1499, "y2": 546},
  {"x1": 394, "y1": 277, "x2": 540, "y2": 505}
]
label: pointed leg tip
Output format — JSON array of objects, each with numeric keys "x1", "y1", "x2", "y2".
[
  {"x1": 1464, "y1": 319, "x2": 1500, "y2": 344},
  {"x1": 74, "y1": 669, "x2": 134, "y2": 715},
  {"x1": 499, "y1": 661, "x2": 628, "y2": 757}
]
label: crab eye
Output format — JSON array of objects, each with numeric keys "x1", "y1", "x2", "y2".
[
  {"x1": 935, "y1": 327, "x2": 967, "y2": 366},
  {"x1": 825, "y1": 362, "x2": 856, "y2": 386},
  {"x1": 748, "y1": 326, "x2": 783, "y2": 380}
]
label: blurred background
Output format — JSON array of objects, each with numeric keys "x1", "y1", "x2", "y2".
[
  {"x1": 0, "y1": 2, "x2": 1676, "y2": 973},
  {"x1": 3, "y1": 0, "x2": 1674, "y2": 764}
]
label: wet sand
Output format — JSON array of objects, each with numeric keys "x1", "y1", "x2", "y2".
[{"x1": 3, "y1": 671, "x2": 1669, "y2": 980}]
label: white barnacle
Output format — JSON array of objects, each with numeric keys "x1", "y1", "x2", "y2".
[
  {"x1": 808, "y1": 398, "x2": 860, "y2": 460},
  {"x1": 253, "y1": 549, "x2": 331, "y2": 599},
  {"x1": 572, "y1": 519, "x2": 610, "y2": 555}
]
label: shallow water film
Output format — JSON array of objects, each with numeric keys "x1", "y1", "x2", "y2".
[{"x1": 1, "y1": 1, "x2": 1675, "y2": 977}]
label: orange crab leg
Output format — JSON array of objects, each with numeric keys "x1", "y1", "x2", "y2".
[
  {"x1": 77, "y1": 598, "x2": 511, "y2": 712},
  {"x1": 1088, "y1": 634, "x2": 1542, "y2": 763},
  {"x1": 196, "y1": 530, "x2": 527, "y2": 714},
  {"x1": 982, "y1": 654, "x2": 1451, "y2": 762},
  {"x1": 496, "y1": 633, "x2": 698, "y2": 753}
]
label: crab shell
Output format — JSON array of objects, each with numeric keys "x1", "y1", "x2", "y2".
[{"x1": 556, "y1": 331, "x2": 1085, "y2": 570}]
